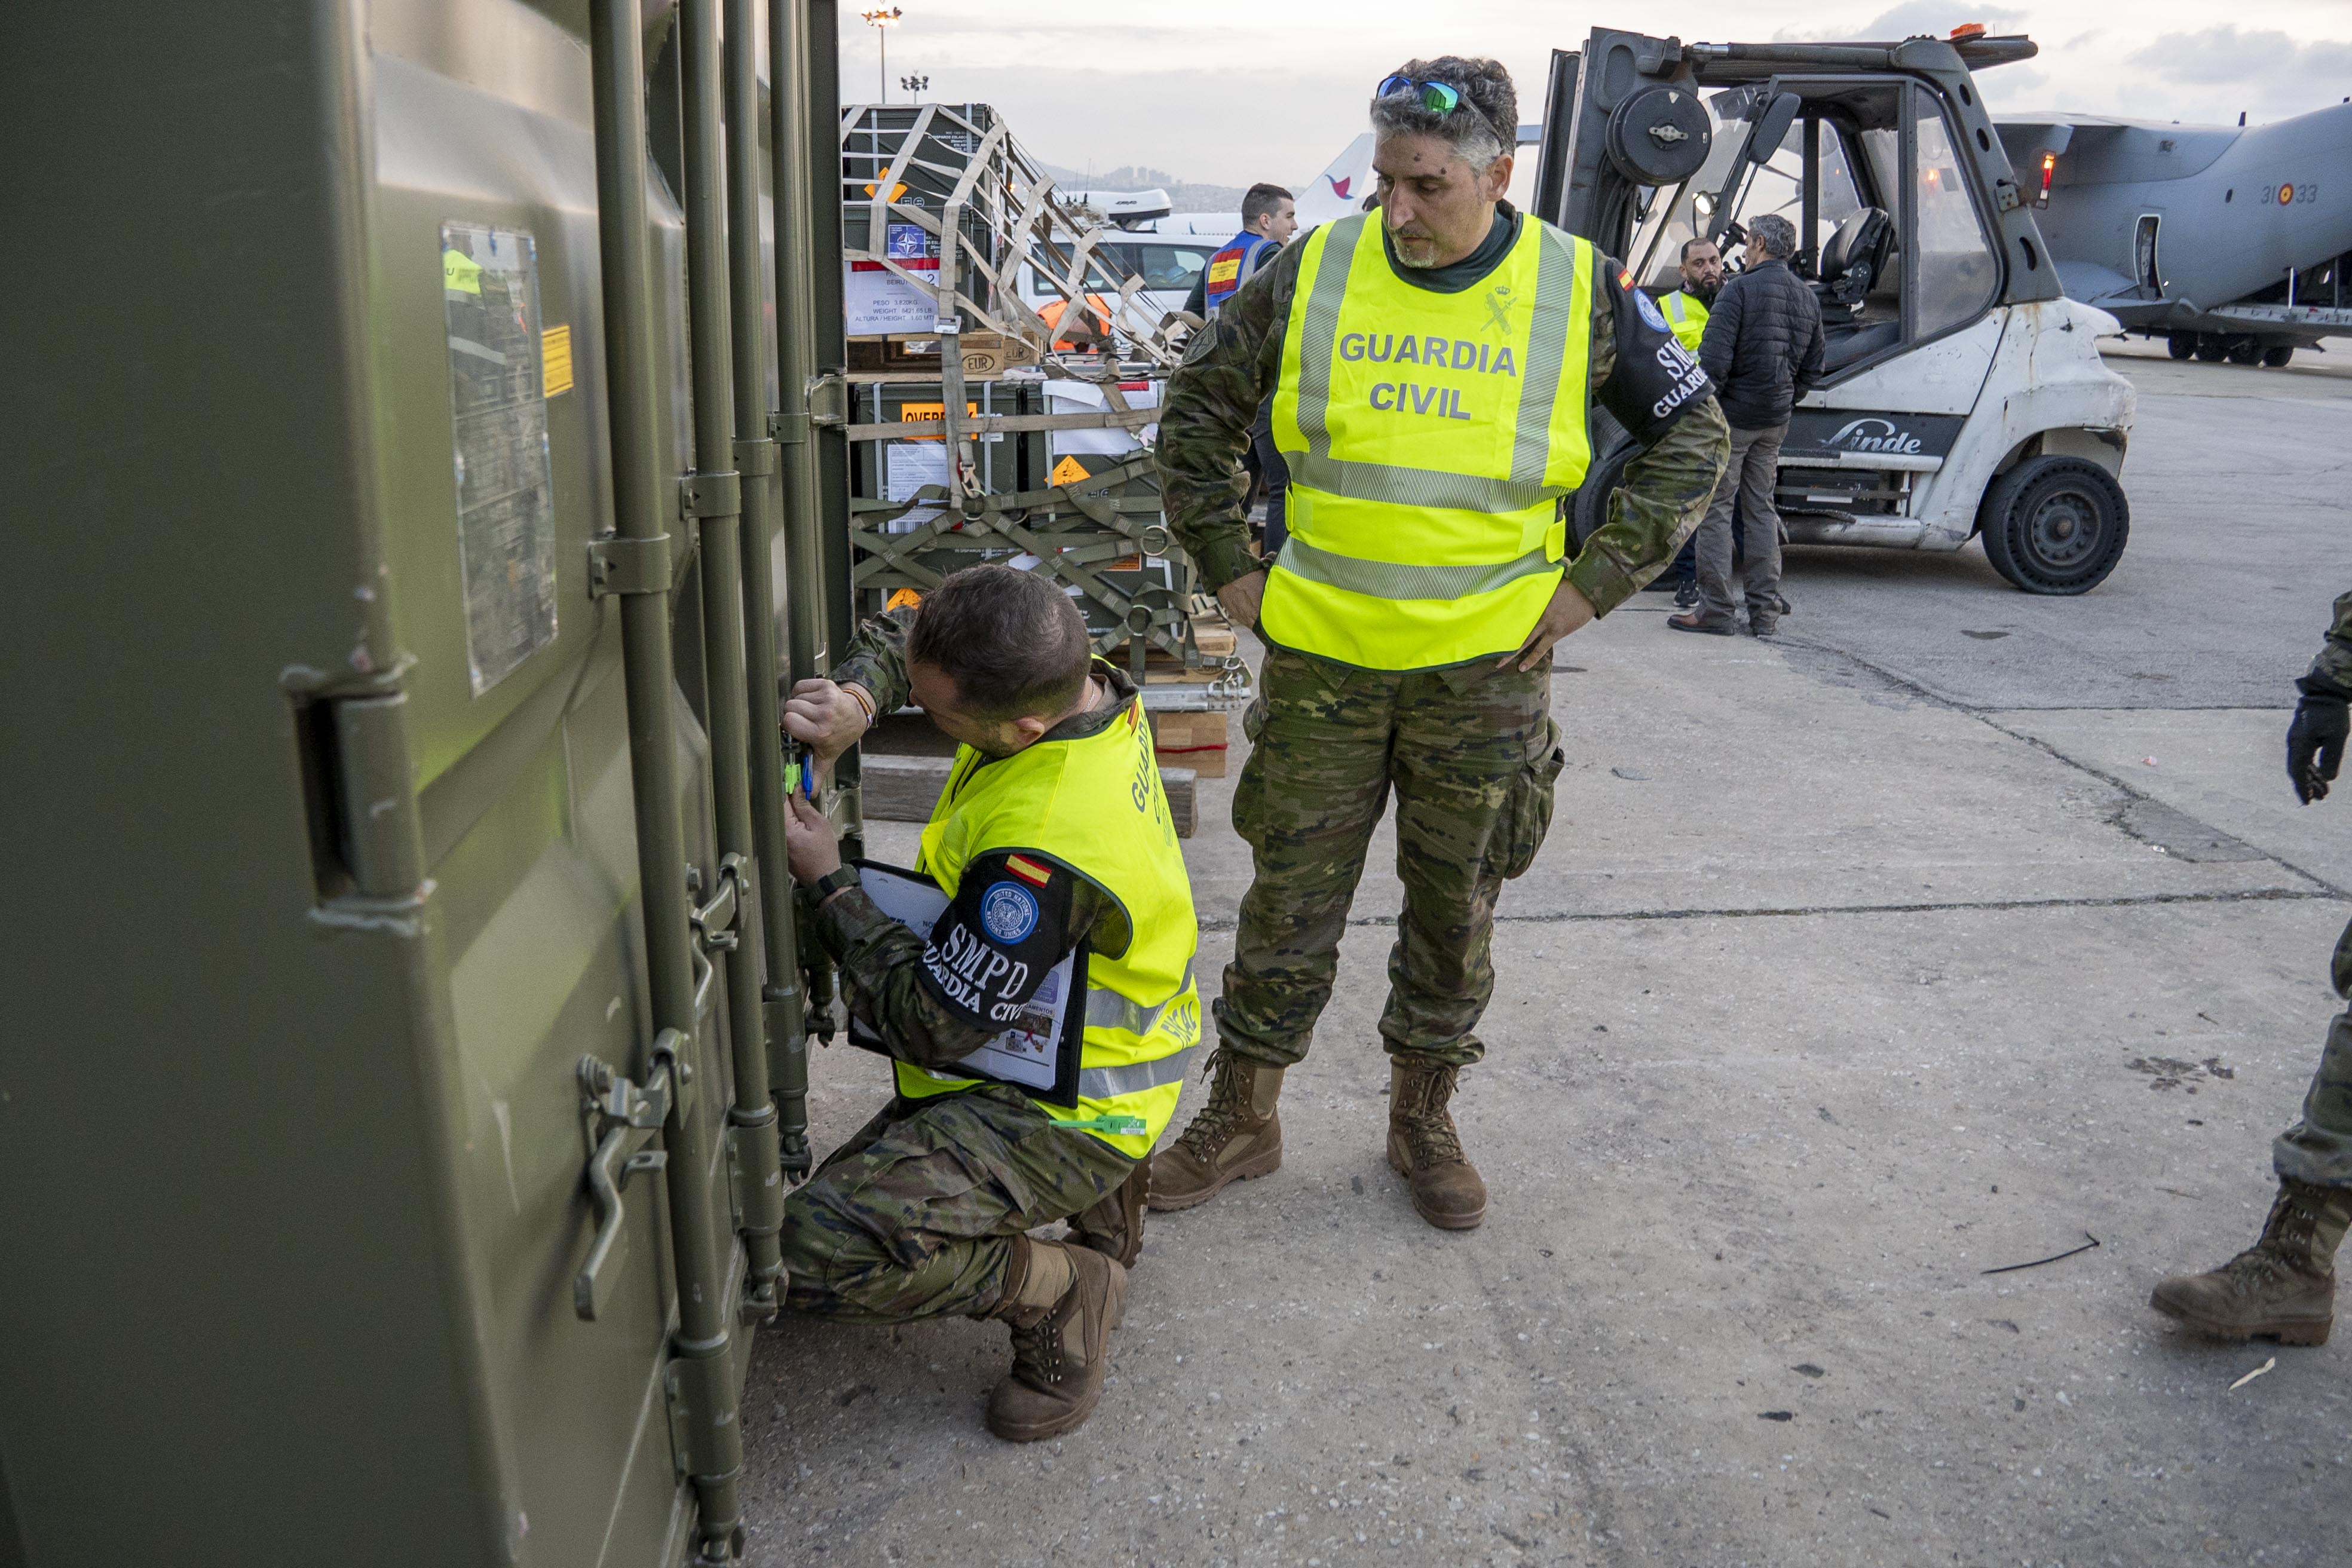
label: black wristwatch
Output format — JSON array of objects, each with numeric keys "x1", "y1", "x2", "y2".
[{"x1": 809, "y1": 866, "x2": 862, "y2": 904}]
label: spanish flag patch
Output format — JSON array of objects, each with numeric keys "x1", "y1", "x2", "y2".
[
  {"x1": 1616, "y1": 267, "x2": 1633, "y2": 291},
  {"x1": 1006, "y1": 854, "x2": 1053, "y2": 887}
]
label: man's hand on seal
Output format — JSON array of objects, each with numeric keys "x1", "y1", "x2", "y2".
[
  {"x1": 783, "y1": 677, "x2": 871, "y2": 767},
  {"x1": 785, "y1": 793, "x2": 844, "y2": 885}
]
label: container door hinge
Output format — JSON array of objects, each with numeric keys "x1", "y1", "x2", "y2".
[
  {"x1": 723, "y1": 1123, "x2": 748, "y2": 1230},
  {"x1": 768, "y1": 408, "x2": 810, "y2": 445},
  {"x1": 587, "y1": 532, "x2": 673, "y2": 599},
  {"x1": 806, "y1": 372, "x2": 848, "y2": 430},
  {"x1": 663, "y1": 1353, "x2": 737, "y2": 1480},
  {"x1": 679, "y1": 470, "x2": 742, "y2": 522},
  {"x1": 571, "y1": 1033, "x2": 681, "y2": 1320}
]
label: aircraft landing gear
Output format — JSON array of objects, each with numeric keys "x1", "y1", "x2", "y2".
[
  {"x1": 2166, "y1": 332, "x2": 2197, "y2": 360},
  {"x1": 2193, "y1": 333, "x2": 2230, "y2": 362},
  {"x1": 2263, "y1": 344, "x2": 2296, "y2": 368},
  {"x1": 2225, "y1": 337, "x2": 2264, "y2": 366}
]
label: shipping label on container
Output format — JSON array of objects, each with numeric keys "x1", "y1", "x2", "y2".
[
  {"x1": 441, "y1": 223, "x2": 557, "y2": 696},
  {"x1": 846, "y1": 258, "x2": 941, "y2": 334}
]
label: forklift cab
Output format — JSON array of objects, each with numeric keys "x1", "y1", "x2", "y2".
[
  {"x1": 1536, "y1": 29, "x2": 2138, "y2": 595},
  {"x1": 1610, "y1": 74, "x2": 2007, "y2": 379}
]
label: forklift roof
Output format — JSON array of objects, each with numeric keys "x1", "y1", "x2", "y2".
[{"x1": 1677, "y1": 33, "x2": 2039, "y2": 84}]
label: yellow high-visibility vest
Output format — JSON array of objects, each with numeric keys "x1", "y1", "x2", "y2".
[
  {"x1": 1264, "y1": 212, "x2": 1595, "y2": 670},
  {"x1": 896, "y1": 682, "x2": 1200, "y2": 1157},
  {"x1": 1661, "y1": 289, "x2": 1708, "y2": 353}
]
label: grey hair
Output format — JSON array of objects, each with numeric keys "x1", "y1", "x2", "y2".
[
  {"x1": 1368, "y1": 56, "x2": 1516, "y2": 173},
  {"x1": 1748, "y1": 213, "x2": 1799, "y2": 259}
]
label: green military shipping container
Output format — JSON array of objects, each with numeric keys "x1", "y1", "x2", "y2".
[{"x1": 1, "y1": 1, "x2": 857, "y2": 1563}]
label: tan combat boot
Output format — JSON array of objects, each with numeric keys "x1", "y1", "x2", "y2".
[
  {"x1": 986, "y1": 1236, "x2": 1128, "y2": 1442},
  {"x1": 1386, "y1": 1056, "x2": 1487, "y2": 1230},
  {"x1": 2150, "y1": 1178, "x2": 2351, "y2": 1345},
  {"x1": 1147, "y1": 1047, "x2": 1284, "y2": 1211},
  {"x1": 1067, "y1": 1156, "x2": 1150, "y2": 1267}
]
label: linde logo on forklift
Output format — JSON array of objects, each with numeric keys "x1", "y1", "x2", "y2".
[{"x1": 1824, "y1": 417, "x2": 1924, "y2": 455}]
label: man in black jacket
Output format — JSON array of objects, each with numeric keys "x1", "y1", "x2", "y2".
[{"x1": 1668, "y1": 214, "x2": 1825, "y2": 637}]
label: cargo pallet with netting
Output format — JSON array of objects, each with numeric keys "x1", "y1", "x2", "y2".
[{"x1": 835, "y1": 99, "x2": 1248, "y2": 706}]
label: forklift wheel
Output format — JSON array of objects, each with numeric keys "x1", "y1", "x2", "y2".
[
  {"x1": 1978, "y1": 455, "x2": 2130, "y2": 596},
  {"x1": 2166, "y1": 333, "x2": 2197, "y2": 360}
]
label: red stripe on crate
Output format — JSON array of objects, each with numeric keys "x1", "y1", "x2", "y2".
[{"x1": 849, "y1": 259, "x2": 941, "y2": 272}]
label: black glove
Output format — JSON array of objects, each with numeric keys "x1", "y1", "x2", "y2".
[{"x1": 2289, "y1": 691, "x2": 2350, "y2": 803}]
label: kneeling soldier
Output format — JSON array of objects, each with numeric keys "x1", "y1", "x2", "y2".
[{"x1": 777, "y1": 565, "x2": 1201, "y2": 1440}]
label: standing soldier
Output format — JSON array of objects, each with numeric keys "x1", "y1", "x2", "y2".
[
  {"x1": 1183, "y1": 183, "x2": 1303, "y2": 556},
  {"x1": 1152, "y1": 55, "x2": 1729, "y2": 1229},
  {"x1": 2151, "y1": 596, "x2": 2352, "y2": 1343}
]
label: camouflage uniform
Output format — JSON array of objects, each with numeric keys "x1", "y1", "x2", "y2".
[
  {"x1": 2274, "y1": 590, "x2": 2352, "y2": 1189},
  {"x1": 1159, "y1": 205, "x2": 1729, "y2": 1068},
  {"x1": 777, "y1": 615, "x2": 1139, "y2": 1322}
]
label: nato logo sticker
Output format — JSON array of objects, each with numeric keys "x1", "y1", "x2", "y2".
[
  {"x1": 1633, "y1": 289, "x2": 1671, "y2": 335},
  {"x1": 979, "y1": 881, "x2": 1040, "y2": 943}
]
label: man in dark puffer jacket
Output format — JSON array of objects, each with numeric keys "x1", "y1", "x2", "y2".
[{"x1": 1668, "y1": 214, "x2": 1824, "y2": 637}]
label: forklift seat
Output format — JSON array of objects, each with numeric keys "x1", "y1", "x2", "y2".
[{"x1": 1815, "y1": 207, "x2": 1891, "y2": 312}]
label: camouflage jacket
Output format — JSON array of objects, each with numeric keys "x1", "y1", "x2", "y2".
[
  {"x1": 1157, "y1": 202, "x2": 1731, "y2": 618},
  {"x1": 816, "y1": 611, "x2": 1133, "y2": 1071},
  {"x1": 2305, "y1": 591, "x2": 2352, "y2": 700}
]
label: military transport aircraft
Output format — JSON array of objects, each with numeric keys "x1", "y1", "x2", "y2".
[{"x1": 1995, "y1": 103, "x2": 2352, "y2": 366}]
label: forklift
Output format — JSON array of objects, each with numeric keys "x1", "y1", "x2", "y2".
[{"x1": 1537, "y1": 27, "x2": 2138, "y2": 595}]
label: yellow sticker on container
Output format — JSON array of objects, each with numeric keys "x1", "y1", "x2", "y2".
[
  {"x1": 1048, "y1": 454, "x2": 1091, "y2": 487},
  {"x1": 443, "y1": 247, "x2": 483, "y2": 295},
  {"x1": 896, "y1": 400, "x2": 977, "y2": 439},
  {"x1": 541, "y1": 324, "x2": 574, "y2": 397}
]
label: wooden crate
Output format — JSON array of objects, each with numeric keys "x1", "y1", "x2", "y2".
[{"x1": 1150, "y1": 709, "x2": 1229, "y2": 778}]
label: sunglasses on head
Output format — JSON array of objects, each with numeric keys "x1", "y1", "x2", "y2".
[{"x1": 1374, "y1": 74, "x2": 1508, "y2": 143}]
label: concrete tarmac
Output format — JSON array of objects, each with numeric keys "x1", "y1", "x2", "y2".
[{"x1": 740, "y1": 341, "x2": 2352, "y2": 1567}]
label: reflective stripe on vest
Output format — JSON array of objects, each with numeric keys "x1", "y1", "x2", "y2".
[
  {"x1": 894, "y1": 686, "x2": 1200, "y2": 1157},
  {"x1": 1263, "y1": 213, "x2": 1595, "y2": 670},
  {"x1": 1661, "y1": 289, "x2": 1708, "y2": 353}
]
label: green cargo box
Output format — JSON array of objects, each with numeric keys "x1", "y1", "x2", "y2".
[{"x1": 2, "y1": 2, "x2": 853, "y2": 1563}]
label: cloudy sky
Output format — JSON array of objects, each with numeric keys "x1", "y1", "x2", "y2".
[{"x1": 838, "y1": 1, "x2": 2352, "y2": 191}]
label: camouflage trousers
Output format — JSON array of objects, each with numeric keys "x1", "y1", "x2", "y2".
[
  {"x1": 2272, "y1": 914, "x2": 2352, "y2": 1189},
  {"x1": 1217, "y1": 642, "x2": 1565, "y2": 1070},
  {"x1": 779, "y1": 1084, "x2": 1135, "y2": 1324}
]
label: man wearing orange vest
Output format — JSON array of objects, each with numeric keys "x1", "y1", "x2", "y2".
[{"x1": 1152, "y1": 55, "x2": 1728, "y2": 1229}]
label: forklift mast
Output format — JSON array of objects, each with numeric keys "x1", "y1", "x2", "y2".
[{"x1": 1532, "y1": 26, "x2": 2061, "y2": 307}]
